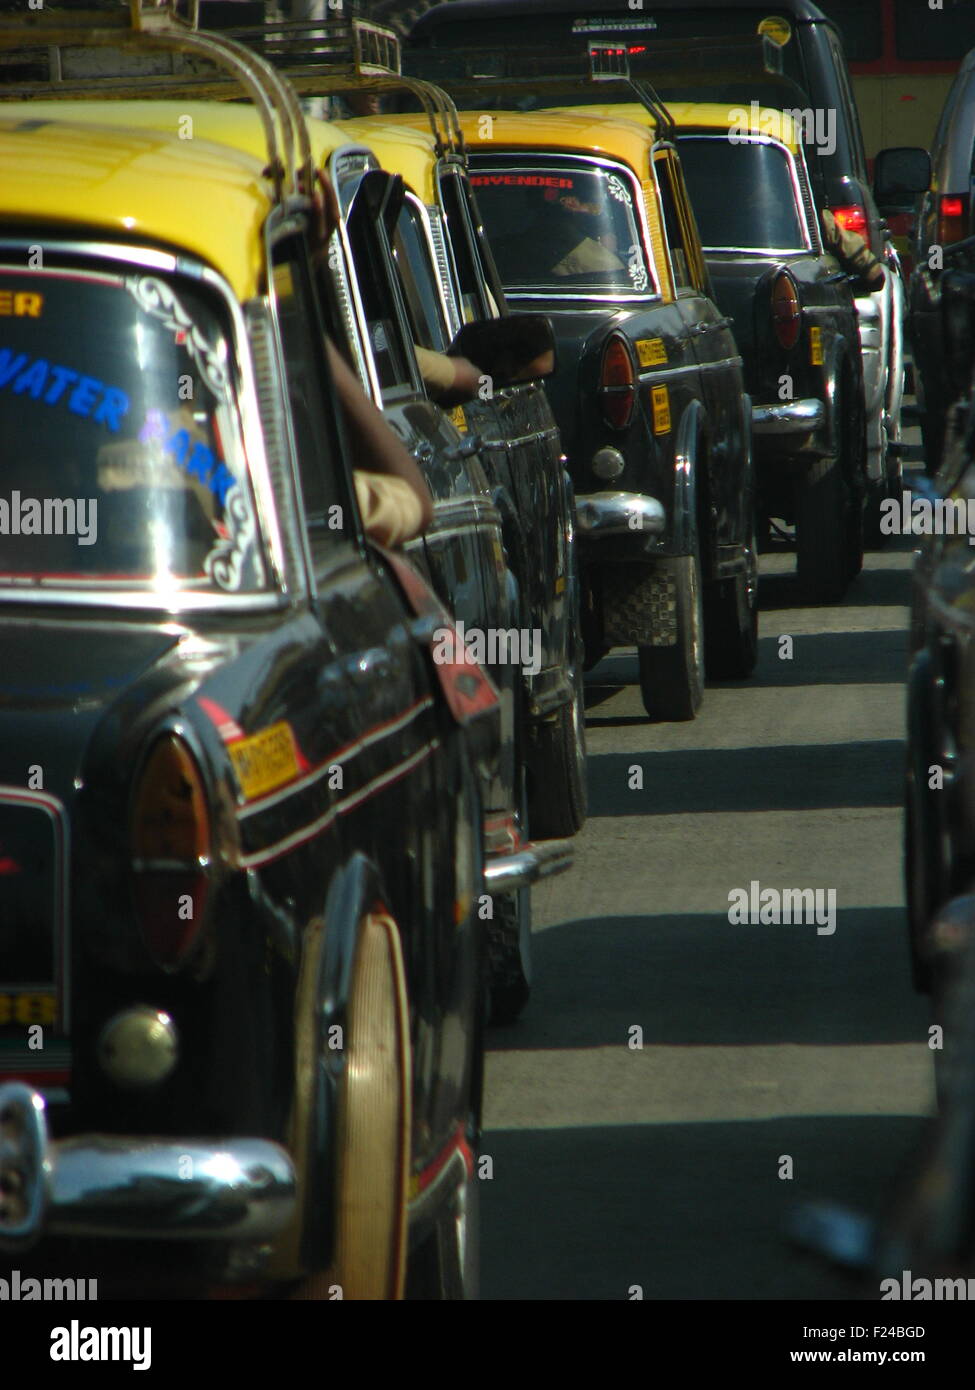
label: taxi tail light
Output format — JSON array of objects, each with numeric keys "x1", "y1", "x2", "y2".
[
  {"x1": 830, "y1": 202, "x2": 868, "y2": 237},
  {"x1": 130, "y1": 734, "x2": 211, "y2": 968},
  {"x1": 938, "y1": 194, "x2": 970, "y2": 246},
  {"x1": 599, "y1": 336, "x2": 636, "y2": 430},
  {"x1": 771, "y1": 271, "x2": 801, "y2": 351}
]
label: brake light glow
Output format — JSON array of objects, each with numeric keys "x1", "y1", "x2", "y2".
[
  {"x1": 830, "y1": 204, "x2": 868, "y2": 237},
  {"x1": 938, "y1": 194, "x2": 970, "y2": 245},
  {"x1": 599, "y1": 336, "x2": 636, "y2": 430},
  {"x1": 131, "y1": 734, "x2": 211, "y2": 968},
  {"x1": 771, "y1": 272, "x2": 801, "y2": 352}
]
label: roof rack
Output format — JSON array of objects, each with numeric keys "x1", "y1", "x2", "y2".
[
  {"x1": 214, "y1": 18, "x2": 467, "y2": 162},
  {"x1": 0, "y1": 1, "x2": 315, "y2": 201}
]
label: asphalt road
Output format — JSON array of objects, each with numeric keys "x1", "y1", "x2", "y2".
[{"x1": 479, "y1": 488, "x2": 935, "y2": 1301}]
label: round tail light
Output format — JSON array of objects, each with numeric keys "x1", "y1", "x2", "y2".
[
  {"x1": 771, "y1": 272, "x2": 801, "y2": 351},
  {"x1": 599, "y1": 335, "x2": 636, "y2": 430}
]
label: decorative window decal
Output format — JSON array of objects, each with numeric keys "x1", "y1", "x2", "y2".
[{"x1": 127, "y1": 276, "x2": 231, "y2": 402}]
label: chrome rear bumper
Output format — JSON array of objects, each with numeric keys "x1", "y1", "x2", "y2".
[
  {"x1": 484, "y1": 837, "x2": 574, "y2": 895},
  {"x1": 575, "y1": 491, "x2": 666, "y2": 537},
  {"x1": 752, "y1": 399, "x2": 825, "y2": 436},
  {"x1": 0, "y1": 1081, "x2": 296, "y2": 1252}
]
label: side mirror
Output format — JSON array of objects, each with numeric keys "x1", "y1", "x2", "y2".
[
  {"x1": 448, "y1": 314, "x2": 556, "y2": 387},
  {"x1": 873, "y1": 146, "x2": 931, "y2": 211}
]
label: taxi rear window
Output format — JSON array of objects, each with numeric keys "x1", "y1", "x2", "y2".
[
  {"x1": 677, "y1": 137, "x2": 808, "y2": 251},
  {"x1": 0, "y1": 265, "x2": 265, "y2": 595},
  {"x1": 468, "y1": 163, "x2": 653, "y2": 295}
]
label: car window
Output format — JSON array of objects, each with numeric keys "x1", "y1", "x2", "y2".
[
  {"x1": 439, "y1": 170, "x2": 493, "y2": 322},
  {"x1": 0, "y1": 262, "x2": 265, "y2": 595},
  {"x1": 817, "y1": 2, "x2": 883, "y2": 62},
  {"x1": 345, "y1": 178, "x2": 418, "y2": 403},
  {"x1": 468, "y1": 161, "x2": 652, "y2": 294},
  {"x1": 271, "y1": 242, "x2": 352, "y2": 561},
  {"x1": 392, "y1": 197, "x2": 450, "y2": 353},
  {"x1": 678, "y1": 137, "x2": 808, "y2": 251}
]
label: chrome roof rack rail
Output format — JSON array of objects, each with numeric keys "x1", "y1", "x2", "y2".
[
  {"x1": 0, "y1": 1, "x2": 315, "y2": 202},
  {"x1": 220, "y1": 17, "x2": 466, "y2": 162}
]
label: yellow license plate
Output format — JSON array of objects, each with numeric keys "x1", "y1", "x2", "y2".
[
  {"x1": 0, "y1": 991, "x2": 56, "y2": 1027},
  {"x1": 651, "y1": 385, "x2": 671, "y2": 434},
  {"x1": 809, "y1": 326, "x2": 823, "y2": 366}
]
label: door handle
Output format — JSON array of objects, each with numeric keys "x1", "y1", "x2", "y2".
[{"x1": 411, "y1": 441, "x2": 436, "y2": 465}]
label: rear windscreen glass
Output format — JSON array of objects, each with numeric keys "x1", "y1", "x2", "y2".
[
  {"x1": 468, "y1": 163, "x2": 653, "y2": 293},
  {"x1": 678, "y1": 137, "x2": 807, "y2": 250},
  {"x1": 0, "y1": 265, "x2": 265, "y2": 595}
]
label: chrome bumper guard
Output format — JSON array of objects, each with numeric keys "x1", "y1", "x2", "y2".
[
  {"x1": 575, "y1": 491, "x2": 666, "y2": 538},
  {"x1": 751, "y1": 399, "x2": 825, "y2": 436},
  {"x1": 0, "y1": 1081, "x2": 296, "y2": 1252},
  {"x1": 484, "y1": 837, "x2": 574, "y2": 896}
]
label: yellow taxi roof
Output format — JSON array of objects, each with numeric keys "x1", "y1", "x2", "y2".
[
  {"x1": 331, "y1": 117, "x2": 440, "y2": 203},
  {"x1": 569, "y1": 100, "x2": 804, "y2": 154},
  {"x1": 0, "y1": 104, "x2": 275, "y2": 299},
  {"x1": 453, "y1": 107, "x2": 659, "y2": 173}
]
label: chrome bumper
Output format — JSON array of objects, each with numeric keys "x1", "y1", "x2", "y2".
[
  {"x1": 752, "y1": 399, "x2": 825, "y2": 436},
  {"x1": 0, "y1": 1081, "x2": 296, "y2": 1251},
  {"x1": 484, "y1": 837, "x2": 574, "y2": 896},
  {"x1": 575, "y1": 491, "x2": 666, "y2": 538}
]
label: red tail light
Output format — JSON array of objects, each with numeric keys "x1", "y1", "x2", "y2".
[
  {"x1": 830, "y1": 203, "x2": 868, "y2": 237},
  {"x1": 131, "y1": 734, "x2": 211, "y2": 968},
  {"x1": 938, "y1": 194, "x2": 970, "y2": 245},
  {"x1": 771, "y1": 272, "x2": 801, "y2": 351},
  {"x1": 599, "y1": 335, "x2": 636, "y2": 430}
]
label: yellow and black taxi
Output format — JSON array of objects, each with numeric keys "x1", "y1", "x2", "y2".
[
  {"x1": 669, "y1": 102, "x2": 866, "y2": 602},
  {"x1": 456, "y1": 106, "x2": 756, "y2": 721},
  {"x1": 0, "y1": 6, "x2": 503, "y2": 1299}
]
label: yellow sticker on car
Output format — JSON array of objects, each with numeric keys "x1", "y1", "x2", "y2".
[
  {"x1": 809, "y1": 326, "x2": 823, "y2": 366},
  {"x1": 651, "y1": 385, "x2": 671, "y2": 434},
  {"x1": 636, "y1": 337, "x2": 667, "y2": 367},
  {"x1": 448, "y1": 405, "x2": 468, "y2": 433},
  {"x1": 555, "y1": 574, "x2": 567, "y2": 595},
  {"x1": 229, "y1": 721, "x2": 301, "y2": 801}
]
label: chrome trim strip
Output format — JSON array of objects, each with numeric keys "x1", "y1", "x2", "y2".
[
  {"x1": 638, "y1": 354, "x2": 743, "y2": 384},
  {"x1": 575, "y1": 491, "x2": 666, "y2": 537},
  {"x1": 752, "y1": 399, "x2": 825, "y2": 435}
]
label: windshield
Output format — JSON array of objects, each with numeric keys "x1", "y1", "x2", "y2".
[
  {"x1": 0, "y1": 264, "x2": 265, "y2": 597},
  {"x1": 677, "y1": 138, "x2": 808, "y2": 251},
  {"x1": 468, "y1": 162, "x2": 653, "y2": 294}
]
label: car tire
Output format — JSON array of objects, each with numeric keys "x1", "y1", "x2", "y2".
[
  {"x1": 526, "y1": 648, "x2": 587, "y2": 840},
  {"x1": 638, "y1": 546, "x2": 705, "y2": 721},
  {"x1": 796, "y1": 455, "x2": 851, "y2": 604},
  {"x1": 704, "y1": 509, "x2": 759, "y2": 680},
  {"x1": 288, "y1": 908, "x2": 412, "y2": 1301},
  {"x1": 487, "y1": 883, "x2": 532, "y2": 1025}
]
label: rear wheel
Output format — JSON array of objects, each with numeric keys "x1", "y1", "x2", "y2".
[
  {"x1": 526, "y1": 646, "x2": 587, "y2": 840},
  {"x1": 796, "y1": 456, "x2": 850, "y2": 604},
  {"x1": 704, "y1": 509, "x2": 759, "y2": 679},
  {"x1": 288, "y1": 909, "x2": 411, "y2": 1301},
  {"x1": 638, "y1": 546, "x2": 704, "y2": 721}
]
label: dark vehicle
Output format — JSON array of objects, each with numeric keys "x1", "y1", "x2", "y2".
[
  {"x1": 458, "y1": 106, "x2": 756, "y2": 720},
  {"x1": 674, "y1": 102, "x2": 866, "y2": 601},
  {"x1": 909, "y1": 47, "x2": 975, "y2": 471},
  {"x1": 408, "y1": 0, "x2": 917, "y2": 556},
  {"x1": 331, "y1": 111, "x2": 587, "y2": 1016},
  {"x1": 905, "y1": 266, "x2": 975, "y2": 1013},
  {"x1": 0, "y1": 8, "x2": 510, "y2": 1300}
]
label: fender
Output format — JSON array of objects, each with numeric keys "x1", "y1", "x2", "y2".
[{"x1": 672, "y1": 397, "x2": 703, "y2": 559}]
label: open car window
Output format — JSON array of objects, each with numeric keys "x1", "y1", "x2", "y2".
[
  {"x1": 0, "y1": 264, "x2": 265, "y2": 596},
  {"x1": 677, "y1": 137, "x2": 809, "y2": 253},
  {"x1": 392, "y1": 198, "x2": 450, "y2": 353},
  {"x1": 468, "y1": 160, "x2": 654, "y2": 296}
]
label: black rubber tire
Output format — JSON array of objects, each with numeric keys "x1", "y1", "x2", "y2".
[
  {"x1": 845, "y1": 481, "x2": 865, "y2": 582},
  {"x1": 487, "y1": 884, "x2": 531, "y2": 1025},
  {"x1": 796, "y1": 455, "x2": 850, "y2": 604},
  {"x1": 704, "y1": 510, "x2": 759, "y2": 680},
  {"x1": 638, "y1": 547, "x2": 705, "y2": 721},
  {"x1": 525, "y1": 657, "x2": 587, "y2": 840},
  {"x1": 905, "y1": 762, "x2": 937, "y2": 995}
]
